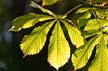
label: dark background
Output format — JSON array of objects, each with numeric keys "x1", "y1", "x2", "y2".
[{"x1": 0, "y1": 0, "x2": 80, "y2": 71}]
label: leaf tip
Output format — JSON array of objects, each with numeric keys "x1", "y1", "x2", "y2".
[{"x1": 9, "y1": 26, "x2": 15, "y2": 31}]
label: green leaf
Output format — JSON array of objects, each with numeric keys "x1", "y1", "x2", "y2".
[
  {"x1": 88, "y1": 35, "x2": 108, "y2": 71},
  {"x1": 61, "y1": 20, "x2": 84, "y2": 48},
  {"x1": 76, "y1": 7, "x2": 90, "y2": 13},
  {"x1": 79, "y1": 11, "x2": 91, "y2": 19},
  {"x1": 83, "y1": 29, "x2": 100, "y2": 38},
  {"x1": 48, "y1": 21, "x2": 70, "y2": 70},
  {"x1": 20, "y1": 21, "x2": 55, "y2": 56},
  {"x1": 77, "y1": 11, "x2": 91, "y2": 28},
  {"x1": 95, "y1": 8, "x2": 108, "y2": 20},
  {"x1": 104, "y1": 34, "x2": 108, "y2": 44},
  {"x1": 11, "y1": 13, "x2": 53, "y2": 31},
  {"x1": 84, "y1": 19, "x2": 108, "y2": 31},
  {"x1": 72, "y1": 34, "x2": 102, "y2": 70},
  {"x1": 102, "y1": 26, "x2": 108, "y2": 34},
  {"x1": 42, "y1": 0, "x2": 58, "y2": 6}
]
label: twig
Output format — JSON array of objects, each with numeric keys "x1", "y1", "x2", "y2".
[
  {"x1": 30, "y1": 1, "x2": 57, "y2": 18},
  {"x1": 64, "y1": 4, "x2": 82, "y2": 15}
]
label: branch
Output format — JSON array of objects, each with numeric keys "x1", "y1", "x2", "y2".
[{"x1": 30, "y1": 1, "x2": 57, "y2": 18}]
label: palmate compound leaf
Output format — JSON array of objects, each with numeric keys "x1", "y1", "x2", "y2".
[
  {"x1": 42, "y1": 0, "x2": 58, "y2": 6},
  {"x1": 72, "y1": 34, "x2": 102, "y2": 70},
  {"x1": 20, "y1": 20, "x2": 56, "y2": 56},
  {"x1": 88, "y1": 35, "x2": 108, "y2": 71},
  {"x1": 10, "y1": 13, "x2": 53, "y2": 31},
  {"x1": 61, "y1": 20, "x2": 84, "y2": 48},
  {"x1": 48, "y1": 21, "x2": 70, "y2": 70}
]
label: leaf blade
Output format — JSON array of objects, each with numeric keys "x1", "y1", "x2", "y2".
[
  {"x1": 20, "y1": 20, "x2": 55, "y2": 56},
  {"x1": 72, "y1": 34, "x2": 102, "y2": 70},
  {"x1": 88, "y1": 35, "x2": 108, "y2": 71},
  {"x1": 48, "y1": 21, "x2": 70, "y2": 70},
  {"x1": 61, "y1": 20, "x2": 84, "y2": 48},
  {"x1": 42, "y1": 0, "x2": 58, "y2": 6},
  {"x1": 84, "y1": 19, "x2": 108, "y2": 31},
  {"x1": 11, "y1": 13, "x2": 53, "y2": 31}
]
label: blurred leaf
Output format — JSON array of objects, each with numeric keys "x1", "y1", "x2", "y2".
[
  {"x1": 77, "y1": 12, "x2": 91, "y2": 27},
  {"x1": 20, "y1": 21, "x2": 55, "y2": 56},
  {"x1": 95, "y1": 8, "x2": 108, "y2": 20},
  {"x1": 84, "y1": 19, "x2": 108, "y2": 31},
  {"x1": 48, "y1": 21, "x2": 70, "y2": 70},
  {"x1": 78, "y1": 11, "x2": 91, "y2": 19},
  {"x1": 102, "y1": 26, "x2": 108, "y2": 34},
  {"x1": 61, "y1": 20, "x2": 84, "y2": 48},
  {"x1": 83, "y1": 29, "x2": 100, "y2": 38},
  {"x1": 88, "y1": 35, "x2": 108, "y2": 71},
  {"x1": 42, "y1": 0, "x2": 58, "y2": 6},
  {"x1": 76, "y1": 7, "x2": 90, "y2": 13},
  {"x1": 72, "y1": 34, "x2": 102, "y2": 69},
  {"x1": 11, "y1": 13, "x2": 53, "y2": 31}
]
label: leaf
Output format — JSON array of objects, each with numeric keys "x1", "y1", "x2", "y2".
[
  {"x1": 48, "y1": 21, "x2": 70, "y2": 70},
  {"x1": 88, "y1": 35, "x2": 108, "y2": 71},
  {"x1": 83, "y1": 29, "x2": 100, "y2": 38},
  {"x1": 104, "y1": 34, "x2": 108, "y2": 44},
  {"x1": 78, "y1": 11, "x2": 91, "y2": 19},
  {"x1": 72, "y1": 34, "x2": 102, "y2": 70},
  {"x1": 77, "y1": 11, "x2": 91, "y2": 27},
  {"x1": 11, "y1": 13, "x2": 53, "y2": 31},
  {"x1": 42, "y1": 0, "x2": 58, "y2": 6},
  {"x1": 20, "y1": 21, "x2": 55, "y2": 56},
  {"x1": 76, "y1": 7, "x2": 90, "y2": 13},
  {"x1": 84, "y1": 19, "x2": 108, "y2": 31},
  {"x1": 61, "y1": 20, "x2": 84, "y2": 48},
  {"x1": 95, "y1": 8, "x2": 108, "y2": 19}
]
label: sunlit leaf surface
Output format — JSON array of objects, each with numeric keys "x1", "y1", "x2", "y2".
[
  {"x1": 61, "y1": 20, "x2": 84, "y2": 48},
  {"x1": 84, "y1": 19, "x2": 108, "y2": 31},
  {"x1": 88, "y1": 35, "x2": 108, "y2": 71},
  {"x1": 11, "y1": 13, "x2": 53, "y2": 31},
  {"x1": 48, "y1": 21, "x2": 70, "y2": 70},
  {"x1": 20, "y1": 21, "x2": 55, "y2": 56},
  {"x1": 72, "y1": 34, "x2": 102, "y2": 69},
  {"x1": 42, "y1": 0, "x2": 58, "y2": 6}
]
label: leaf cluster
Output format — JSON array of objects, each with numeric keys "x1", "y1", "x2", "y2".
[{"x1": 10, "y1": 0, "x2": 108, "y2": 71}]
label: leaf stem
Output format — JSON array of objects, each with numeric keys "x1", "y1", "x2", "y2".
[
  {"x1": 64, "y1": 4, "x2": 82, "y2": 16},
  {"x1": 30, "y1": 1, "x2": 57, "y2": 18}
]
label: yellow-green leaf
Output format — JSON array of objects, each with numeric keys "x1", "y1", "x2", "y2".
[
  {"x1": 84, "y1": 19, "x2": 108, "y2": 31},
  {"x1": 88, "y1": 35, "x2": 108, "y2": 71},
  {"x1": 95, "y1": 8, "x2": 108, "y2": 20},
  {"x1": 42, "y1": 0, "x2": 58, "y2": 6},
  {"x1": 72, "y1": 34, "x2": 102, "y2": 70},
  {"x1": 83, "y1": 30, "x2": 100, "y2": 38},
  {"x1": 20, "y1": 21, "x2": 55, "y2": 56},
  {"x1": 76, "y1": 7, "x2": 90, "y2": 13},
  {"x1": 11, "y1": 13, "x2": 53, "y2": 31},
  {"x1": 77, "y1": 12, "x2": 91, "y2": 27},
  {"x1": 48, "y1": 21, "x2": 70, "y2": 70},
  {"x1": 61, "y1": 20, "x2": 84, "y2": 48}
]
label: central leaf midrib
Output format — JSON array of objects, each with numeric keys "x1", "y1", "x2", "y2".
[{"x1": 56, "y1": 21, "x2": 59, "y2": 67}]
